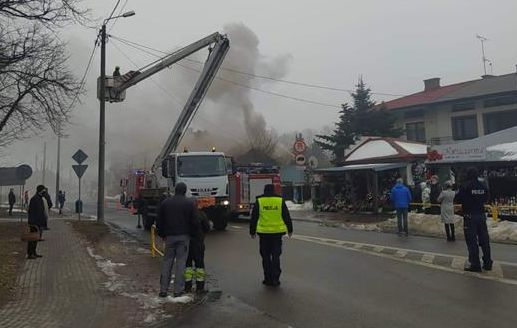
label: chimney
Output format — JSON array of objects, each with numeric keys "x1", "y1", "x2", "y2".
[{"x1": 424, "y1": 78, "x2": 440, "y2": 91}]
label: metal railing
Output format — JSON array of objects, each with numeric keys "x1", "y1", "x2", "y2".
[
  {"x1": 408, "y1": 203, "x2": 517, "y2": 222},
  {"x1": 150, "y1": 224, "x2": 164, "y2": 258}
]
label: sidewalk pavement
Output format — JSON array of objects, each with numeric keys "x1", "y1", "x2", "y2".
[{"x1": 0, "y1": 219, "x2": 140, "y2": 328}]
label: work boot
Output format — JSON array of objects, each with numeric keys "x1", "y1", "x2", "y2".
[
  {"x1": 184, "y1": 281, "x2": 192, "y2": 293},
  {"x1": 158, "y1": 292, "x2": 167, "y2": 298},
  {"x1": 464, "y1": 266, "x2": 482, "y2": 272},
  {"x1": 196, "y1": 281, "x2": 205, "y2": 293},
  {"x1": 483, "y1": 261, "x2": 493, "y2": 271}
]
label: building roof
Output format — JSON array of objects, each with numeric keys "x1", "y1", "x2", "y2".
[
  {"x1": 341, "y1": 137, "x2": 427, "y2": 165},
  {"x1": 383, "y1": 73, "x2": 517, "y2": 110}
]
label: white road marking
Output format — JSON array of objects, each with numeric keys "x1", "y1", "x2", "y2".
[
  {"x1": 421, "y1": 254, "x2": 435, "y2": 264},
  {"x1": 293, "y1": 234, "x2": 517, "y2": 286},
  {"x1": 451, "y1": 258, "x2": 465, "y2": 270},
  {"x1": 373, "y1": 246, "x2": 385, "y2": 252},
  {"x1": 395, "y1": 250, "x2": 408, "y2": 258},
  {"x1": 230, "y1": 225, "x2": 242, "y2": 229}
]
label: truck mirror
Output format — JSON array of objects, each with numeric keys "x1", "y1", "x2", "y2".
[{"x1": 161, "y1": 156, "x2": 176, "y2": 178}]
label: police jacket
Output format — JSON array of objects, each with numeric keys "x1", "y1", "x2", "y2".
[
  {"x1": 28, "y1": 194, "x2": 46, "y2": 226},
  {"x1": 454, "y1": 179, "x2": 488, "y2": 215},
  {"x1": 250, "y1": 194, "x2": 293, "y2": 236},
  {"x1": 156, "y1": 195, "x2": 200, "y2": 238}
]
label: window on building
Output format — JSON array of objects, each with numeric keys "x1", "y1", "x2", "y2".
[
  {"x1": 484, "y1": 110, "x2": 517, "y2": 134},
  {"x1": 405, "y1": 122, "x2": 426, "y2": 143},
  {"x1": 451, "y1": 115, "x2": 478, "y2": 140},
  {"x1": 404, "y1": 109, "x2": 424, "y2": 119}
]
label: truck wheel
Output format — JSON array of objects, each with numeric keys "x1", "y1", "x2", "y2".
[
  {"x1": 143, "y1": 215, "x2": 154, "y2": 231},
  {"x1": 212, "y1": 213, "x2": 228, "y2": 231}
]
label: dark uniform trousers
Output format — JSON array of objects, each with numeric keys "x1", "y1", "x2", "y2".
[
  {"x1": 186, "y1": 237, "x2": 205, "y2": 271},
  {"x1": 463, "y1": 214, "x2": 491, "y2": 268},
  {"x1": 259, "y1": 234, "x2": 283, "y2": 283}
]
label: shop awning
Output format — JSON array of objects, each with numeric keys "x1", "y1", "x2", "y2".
[{"x1": 315, "y1": 163, "x2": 406, "y2": 173}]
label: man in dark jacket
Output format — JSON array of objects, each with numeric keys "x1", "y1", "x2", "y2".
[
  {"x1": 184, "y1": 211, "x2": 210, "y2": 293},
  {"x1": 250, "y1": 184, "x2": 293, "y2": 287},
  {"x1": 455, "y1": 167, "x2": 492, "y2": 272},
  {"x1": 156, "y1": 182, "x2": 200, "y2": 297},
  {"x1": 27, "y1": 185, "x2": 46, "y2": 259},
  {"x1": 8, "y1": 188, "x2": 16, "y2": 216}
]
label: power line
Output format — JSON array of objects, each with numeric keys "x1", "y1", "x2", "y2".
[
  {"x1": 68, "y1": 37, "x2": 98, "y2": 110},
  {"x1": 108, "y1": 0, "x2": 129, "y2": 33},
  {"x1": 110, "y1": 35, "x2": 341, "y2": 109},
  {"x1": 106, "y1": 0, "x2": 122, "y2": 22},
  {"x1": 109, "y1": 34, "x2": 404, "y2": 97}
]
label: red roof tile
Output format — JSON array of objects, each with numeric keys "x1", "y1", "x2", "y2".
[{"x1": 382, "y1": 82, "x2": 472, "y2": 110}]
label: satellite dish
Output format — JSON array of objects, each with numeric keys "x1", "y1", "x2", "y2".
[{"x1": 308, "y1": 156, "x2": 319, "y2": 169}]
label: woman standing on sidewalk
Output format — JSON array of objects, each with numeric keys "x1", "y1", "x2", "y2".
[{"x1": 438, "y1": 181, "x2": 456, "y2": 241}]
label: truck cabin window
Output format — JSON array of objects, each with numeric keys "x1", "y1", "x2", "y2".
[{"x1": 177, "y1": 156, "x2": 227, "y2": 177}]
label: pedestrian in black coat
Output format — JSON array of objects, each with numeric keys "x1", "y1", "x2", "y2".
[
  {"x1": 27, "y1": 185, "x2": 46, "y2": 259},
  {"x1": 8, "y1": 188, "x2": 16, "y2": 216},
  {"x1": 429, "y1": 175, "x2": 442, "y2": 215}
]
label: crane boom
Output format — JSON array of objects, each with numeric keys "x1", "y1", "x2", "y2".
[{"x1": 99, "y1": 32, "x2": 230, "y2": 170}]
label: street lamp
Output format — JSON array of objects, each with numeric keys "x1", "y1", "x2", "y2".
[{"x1": 97, "y1": 10, "x2": 135, "y2": 223}]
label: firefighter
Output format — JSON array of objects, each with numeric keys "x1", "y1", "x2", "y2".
[
  {"x1": 184, "y1": 211, "x2": 210, "y2": 293},
  {"x1": 455, "y1": 167, "x2": 492, "y2": 272},
  {"x1": 250, "y1": 184, "x2": 293, "y2": 287}
]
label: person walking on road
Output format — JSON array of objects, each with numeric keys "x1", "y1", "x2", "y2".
[
  {"x1": 8, "y1": 188, "x2": 16, "y2": 216},
  {"x1": 391, "y1": 178, "x2": 412, "y2": 236},
  {"x1": 455, "y1": 167, "x2": 492, "y2": 272},
  {"x1": 184, "y1": 211, "x2": 210, "y2": 293},
  {"x1": 156, "y1": 182, "x2": 200, "y2": 298},
  {"x1": 438, "y1": 181, "x2": 456, "y2": 241},
  {"x1": 27, "y1": 185, "x2": 47, "y2": 259},
  {"x1": 58, "y1": 190, "x2": 66, "y2": 215},
  {"x1": 250, "y1": 184, "x2": 293, "y2": 287}
]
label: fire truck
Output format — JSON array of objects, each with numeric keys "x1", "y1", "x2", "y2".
[
  {"x1": 99, "y1": 32, "x2": 231, "y2": 230},
  {"x1": 119, "y1": 169, "x2": 146, "y2": 207},
  {"x1": 228, "y1": 164, "x2": 282, "y2": 217}
]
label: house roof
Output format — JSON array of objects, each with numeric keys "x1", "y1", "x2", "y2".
[
  {"x1": 341, "y1": 137, "x2": 427, "y2": 165},
  {"x1": 383, "y1": 73, "x2": 517, "y2": 110}
]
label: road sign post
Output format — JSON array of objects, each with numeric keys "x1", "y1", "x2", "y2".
[{"x1": 72, "y1": 150, "x2": 88, "y2": 221}]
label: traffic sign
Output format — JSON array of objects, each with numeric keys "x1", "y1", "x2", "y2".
[
  {"x1": 308, "y1": 156, "x2": 319, "y2": 169},
  {"x1": 295, "y1": 154, "x2": 306, "y2": 166},
  {"x1": 72, "y1": 164, "x2": 88, "y2": 178},
  {"x1": 293, "y1": 140, "x2": 307, "y2": 154},
  {"x1": 72, "y1": 149, "x2": 88, "y2": 164}
]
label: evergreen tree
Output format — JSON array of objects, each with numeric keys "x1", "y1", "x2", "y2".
[{"x1": 315, "y1": 78, "x2": 403, "y2": 164}]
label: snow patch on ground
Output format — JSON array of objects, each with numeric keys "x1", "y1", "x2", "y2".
[
  {"x1": 286, "y1": 201, "x2": 313, "y2": 211},
  {"x1": 86, "y1": 246, "x2": 190, "y2": 324}
]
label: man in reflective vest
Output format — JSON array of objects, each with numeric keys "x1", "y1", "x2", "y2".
[{"x1": 250, "y1": 184, "x2": 293, "y2": 287}]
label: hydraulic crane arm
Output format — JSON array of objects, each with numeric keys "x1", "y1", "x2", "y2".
[
  {"x1": 152, "y1": 33, "x2": 229, "y2": 169},
  {"x1": 114, "y1": 32, "x2": 226, "y2": 94}
]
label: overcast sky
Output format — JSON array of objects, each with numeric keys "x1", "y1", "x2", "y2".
[{"x1": 3, "y1": 0, "x2": 517, "y2": 183}]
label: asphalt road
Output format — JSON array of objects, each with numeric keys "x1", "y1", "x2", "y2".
[{"x1": 82, "y1": 204, "x2": 517, "y2": 327}]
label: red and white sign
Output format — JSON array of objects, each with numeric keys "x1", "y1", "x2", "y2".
[
  {"x1": 293, "y1": 140, "x2": 307, "y2": 154},
  {"x1": 428, "y1": 144, "x2": 486, "y2": 163},
  {"x1": 295, "y1": 154, "x2": 306, "y2": 166}
]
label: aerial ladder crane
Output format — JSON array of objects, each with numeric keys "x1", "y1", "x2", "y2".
[{"x1": 99, "y1": 32, "x2": 231, "y2": 230}]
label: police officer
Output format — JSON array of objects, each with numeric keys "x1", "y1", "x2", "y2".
[
  {"x1": 455, "y1": 167, "x2": 492, "y2": 272},
  {"x1": 184, "y1": 211, "x2": 210, "y2": 293},
  {"x1": 250, "y1": 184, "x2": 293, "y2": 287}
]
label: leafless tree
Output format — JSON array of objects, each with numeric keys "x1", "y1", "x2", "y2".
[{"x1": 0, "y1": 0, "x2": 88, "y2": 147}]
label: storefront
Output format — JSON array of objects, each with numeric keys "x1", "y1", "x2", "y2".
[
  {"x1": 313, "y1": 137, "x2": 427, "y2": 213},
  {"x1": 427, "y1": 126, "x2": 517, "y2": 220}
]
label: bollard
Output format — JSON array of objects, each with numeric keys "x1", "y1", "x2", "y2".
[{"x1": 491, "y1": 206, "x2": 499, "y2": 222}]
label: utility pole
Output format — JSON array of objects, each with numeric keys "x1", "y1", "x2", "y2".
[
  {"x1": 97, "y1": 23, "x2": 107, "y2": 223},
  {"x1": 476, "y1": 34, "x2": 489, "y2": 76},
  {"x1": 42, "y1": 142, "x2": 47, "y2": 186},
  {"x1": 55, "y1": 124, "x2": 61, "y2": 205}
]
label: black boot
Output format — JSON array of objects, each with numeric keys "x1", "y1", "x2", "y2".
[
  {"x1": 196, "y1": 281, "x2": 205, "y2": 293},
  {"x1": 184, "y1": 281, "x2": 192, "y2": 293}
]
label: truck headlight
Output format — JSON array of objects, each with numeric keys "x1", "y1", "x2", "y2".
[{"x1": 222, "y1": 200, "x2": 230, "y2": 206}]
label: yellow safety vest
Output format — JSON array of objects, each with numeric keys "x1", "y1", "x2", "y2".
[{"x1": 256, "y1": 197, "x2": 287, "y2": 234}]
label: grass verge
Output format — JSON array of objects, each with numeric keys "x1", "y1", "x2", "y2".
[{"x1": 0, "y1": 222, "x2": 26, "y2": 307}]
